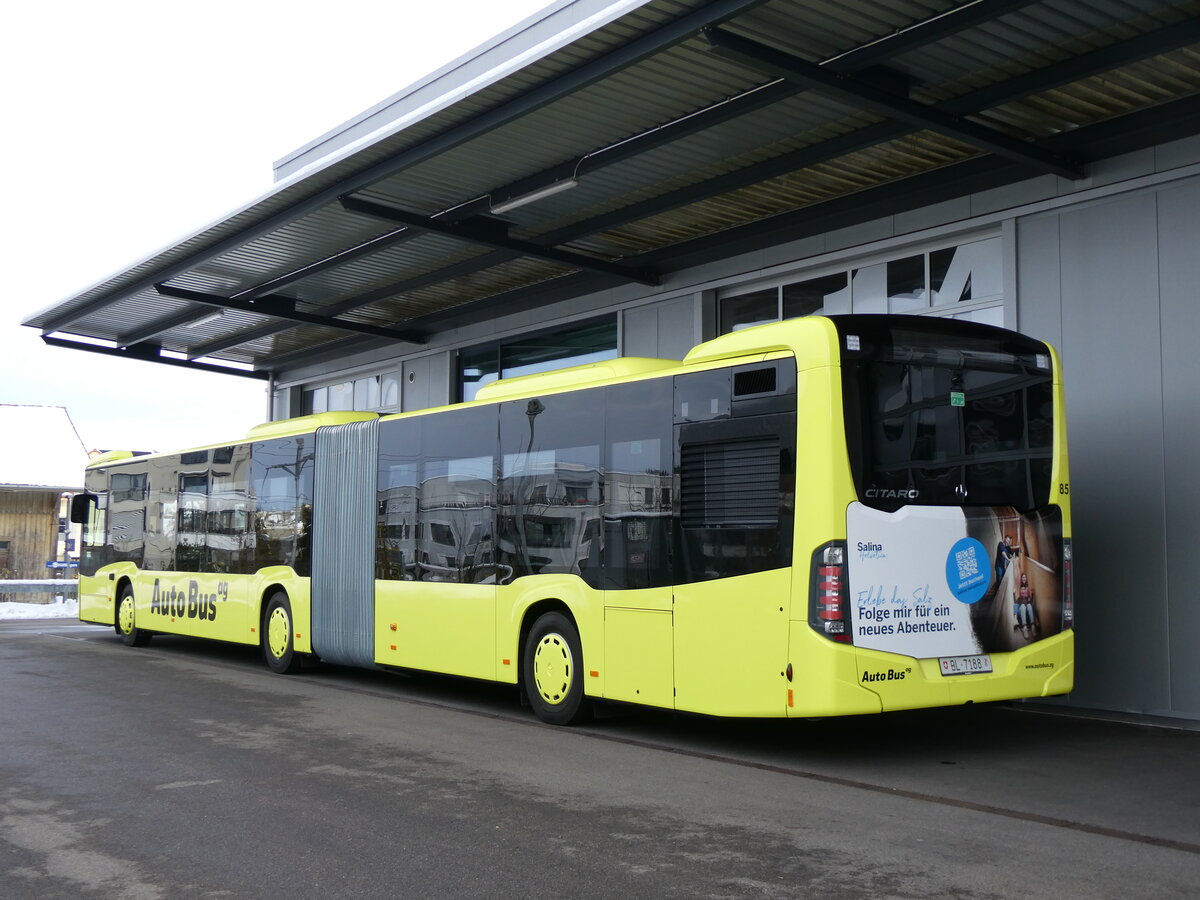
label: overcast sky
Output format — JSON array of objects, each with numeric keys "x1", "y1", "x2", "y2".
[{"x1": 2, "y1": 0, "x2": 550, "y2": 452}]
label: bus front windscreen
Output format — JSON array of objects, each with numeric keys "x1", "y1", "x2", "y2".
[{"x1": 834, "y1": 316, "x2": 1055, "y2": 512}]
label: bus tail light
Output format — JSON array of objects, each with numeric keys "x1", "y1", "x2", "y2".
[
  {"x1": 810, "y1": 541, "x2": 851, "y2": 643},
  {"x1": 1062, "y1": 539, "x2": 1073, "y2": 629}
]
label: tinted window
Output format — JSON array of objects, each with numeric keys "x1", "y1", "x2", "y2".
[
  {"x1": 675, "y1": 370, "x2": 731, "y2": 423},
  {"x1": 419, "y1": 407, "x2": 496, "y2": 584},
  {"x1": 377, "y1": 417, "x2": 422, "y2": 581},
  {"x1": 251, "y1": 435, "x2": 316, "y2": 575},
  {"x1": 676, "y1": 412, "x2": 796, "y2": 583},
  {"x1": 108, "y1": 463, "x2": 148, "y2": 566},
  {"x1": 836, "y1": 315, "x2": 1055, "y2": 511},
  {"x1": 604, "y1": 379, "x2": 674, "y2": 590},
  {"x1": 208, "y1": 444, "x2": 253, "y2": 574},
  {"x1": 377, "y1": 367, "x2": 799, "y2": 589},
  {"x1": 500, "y1": 393, "x2": 602, "y2": 586},
  {"x1": 144, "y1": 455, "x2": 180, "y2": 571},
  {"x1": 78, "y1": 467, "x2": 110, "y2": 577},
  {"x1": 176, "y1": 467, "x2": 209, "y2": 572}
]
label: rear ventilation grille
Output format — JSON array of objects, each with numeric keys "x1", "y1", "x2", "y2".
[
  {"x1": 734, "y1": 367, "x2": 776, "y2": 397},
  {"x1": 681, "y1": 438, "x2": 780, "y2": 528}
]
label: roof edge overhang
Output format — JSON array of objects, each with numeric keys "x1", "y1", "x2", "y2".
[
  {"x1": 20, "y1": 0, "x2": 746, "y2": 335},
  {"x1": 273, "y1": 0, "x2": 656, "y2": 180}
]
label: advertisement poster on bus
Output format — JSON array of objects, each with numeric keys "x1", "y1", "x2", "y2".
[{"x1": 846, "y1": 503, "x2": 1064, "y2": 657}]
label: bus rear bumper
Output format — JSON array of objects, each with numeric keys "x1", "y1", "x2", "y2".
[
  {"x1": 786, "y1": 624, "x2": 1073, "y2": 716},
  {"x1": 863, "y1": 630, "x2": 1074, "y2": 712}
]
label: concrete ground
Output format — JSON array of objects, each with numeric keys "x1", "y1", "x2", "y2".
[{"x1": 1, "y1": 616, "x2": 1196, "y2": 898}]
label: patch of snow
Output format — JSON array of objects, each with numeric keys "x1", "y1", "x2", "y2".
[{"x1": 0, "y1": 599, "x2": 80, "y2": 620}]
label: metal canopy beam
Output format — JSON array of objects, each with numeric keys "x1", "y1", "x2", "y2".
[
  {"x1": 41, "y1": 336, "x2": 270, "y2": 380},
  {"x1": 939, "y1": 16, "x2": 1200, "y2": 115},
  {"x1": 185, "y1": 321, "x2": 296, "y2": 361},
  {"x1": 822, "y1": 0, "x2": 1042, "y2": 68},
  {"x1": 486, "y1": 1, "x2": 1042, "y2": 231},
  {"x1": 338, "y1": 195, "x2": 660, "y2": 286},
  {"x1": 116, "y1": 306, "x2": 217, "y2": 349},
  {"x1": 126, "y1": 219, "x2": 432, "y2": 340},
  {"x1": 36, "y1": 0, "x2": 765, "y2": 335},
  {"x1": 703, "y1": 26, "x2": 1083, "y2": 180},
  {"x1": 152, "y1": 285, "x2": 427, "y2": 345}
]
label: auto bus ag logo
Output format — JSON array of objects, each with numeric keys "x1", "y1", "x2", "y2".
[
  {"x1": 149, "y1": 578, "x2": 229, "y2": 621},
  {"x1": 861, "y1": 667, "x2": 912, "y2": 683}
]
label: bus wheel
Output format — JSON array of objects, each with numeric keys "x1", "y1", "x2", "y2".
[
  {"x1": 523, "y1": 611, "x2": 591, "y2": 726},
  {"x1": 115, "y1": 585, "x2": 151, "y2": 647},
  {"x1": 262, "y1": 591, "x2": 301, "y2": 675}
]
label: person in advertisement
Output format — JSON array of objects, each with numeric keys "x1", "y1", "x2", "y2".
[
  {"x1": 1014, "y1": 572, "x2": 1037, "y2": 639},
  {"x1": 994, "y1": 534, "x2": 1018, "y2": 588}
]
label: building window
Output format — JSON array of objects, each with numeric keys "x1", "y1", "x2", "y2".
[
  {"x1": 0, "y1": 540, "x2": 10, "y2": 578},
  {"x1": 719, "y1": 237, "x2": 1004, "y2": 333},
  {"x1": 720, "y1": 288, "x2": 778, "y2": 333},
  {"x1": 458, "y1": 317, "x2": 618, "y2": 402},
  {"x1": 302, "y1": 371, "x2": 400, "y2": 416},
  {"x1": 783, "y1": 272, "x2": 849, "y2": 319}
]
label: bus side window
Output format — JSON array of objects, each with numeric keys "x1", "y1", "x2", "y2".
[
  {"x1": 79, "y1": 469, "x2": 110, "y2": 577},
  {"x1": 604, "y1": 378, "x2": 674, "y2": 590},
  {"x1": 499, "y1": 392, "x2": 602, "y2": 584}
]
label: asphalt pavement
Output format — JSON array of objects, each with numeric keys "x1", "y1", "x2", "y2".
[{"x1": 1, "y1": 616, "x2": 1196, "y2": 898}]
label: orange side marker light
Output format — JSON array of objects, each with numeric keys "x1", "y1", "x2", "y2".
[{"x1": 589, "y1": 670, "x2": 599, "y2": 678}]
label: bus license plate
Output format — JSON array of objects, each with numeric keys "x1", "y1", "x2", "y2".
[{"x1": 939, "y1": 654, "x2": 993, "y2": 676}]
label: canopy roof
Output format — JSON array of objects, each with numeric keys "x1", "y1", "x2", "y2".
[{"x1": 23, "y1": 0, "x2": 1200, "y2": 380}]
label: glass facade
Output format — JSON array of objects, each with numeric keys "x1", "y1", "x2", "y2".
[
  {"x1": 721, "y1": 238, "x2": 1004, "y2": 334},
  {"x1": 458, "y1": 317, "x2": 618, "y2": 402},
  {"x1": 302, "y1": 372, "x2": 400, "y2": 416}
]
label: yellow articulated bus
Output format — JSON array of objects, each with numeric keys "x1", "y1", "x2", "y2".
[{"x1": 72, "y1": 315, "x2": 1072, "y2": 724}]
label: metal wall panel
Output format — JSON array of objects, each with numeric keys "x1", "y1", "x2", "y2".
[
  {"x1": 1014, "y1": 215, "x2": 1061, "y2": 347},
  {"x1": 1031, "y1": 192, "x2": 1171, "y2": 715},
  {"x1": 312, "y1": 418, "x2": 379, "y2": 667},
  {"x1": 1156, "y1": 181, "x2": 1200, "y2": 719}
]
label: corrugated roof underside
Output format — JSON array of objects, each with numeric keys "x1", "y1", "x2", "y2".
[{"x1": 23, "y1": 0, "x2": 1200, "y2": 371}]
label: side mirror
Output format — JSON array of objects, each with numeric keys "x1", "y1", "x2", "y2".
[{"x1": 69, "y1": 492, "x2": 97, "y2": 524}]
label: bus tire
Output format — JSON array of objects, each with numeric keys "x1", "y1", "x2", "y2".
[
  {"x1": 262, "y1": 591, "x2": 301, "y2": 674},
  {"x1": 115, "y1": 584, "x2": 151, "y2": 647},
  {"x1": 522, "y1": 611, "x2": 591, "y2": 726}
]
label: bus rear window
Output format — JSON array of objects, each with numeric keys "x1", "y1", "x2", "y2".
[{"x1": 834, "y1": 316, "x2": 1055, "y2": 511}]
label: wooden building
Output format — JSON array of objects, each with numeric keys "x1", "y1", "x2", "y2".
[{"x1": 0, "y1": 405, "x2": 87, "y2": 580}]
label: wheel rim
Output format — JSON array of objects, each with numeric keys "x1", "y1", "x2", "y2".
[
  {"x1": 532, "y1": 632, "x2": 573, "y2": 706},
  {"x1": 118, "y1": 594, "x2": 134, "y2": 635},
  {"x1": 267, "y1": 606, "x2": 291, "y2": 660}
]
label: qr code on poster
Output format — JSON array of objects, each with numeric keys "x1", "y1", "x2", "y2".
[{"x1": 955, "y1": 546, "x2": 980, "y2": 582}]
